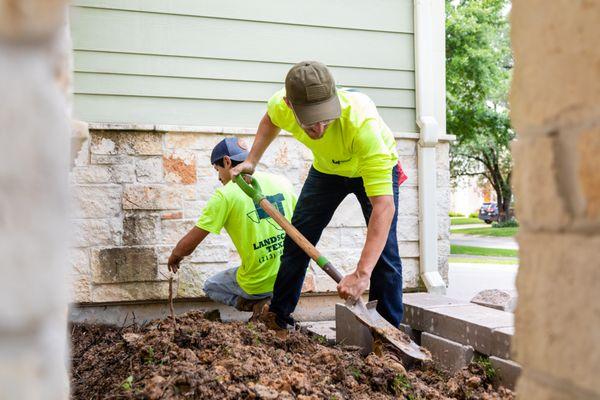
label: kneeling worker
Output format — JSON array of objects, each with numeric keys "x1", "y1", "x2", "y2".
[{"x1": 168, "y1": 138, "x2": 297, "y2": 315}]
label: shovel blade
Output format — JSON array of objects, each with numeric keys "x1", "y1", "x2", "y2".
[{"x1": 346, "y1": 300, "x2": 431, "y2": 362}]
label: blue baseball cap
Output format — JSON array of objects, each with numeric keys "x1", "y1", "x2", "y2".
[{"x1": 210, "y1": 137, "x2": 249, "y2": 165}]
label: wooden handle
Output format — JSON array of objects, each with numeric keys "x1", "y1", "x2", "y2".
[{"x1": 258, "y1": 199, "x2": 345, "y2": 283}]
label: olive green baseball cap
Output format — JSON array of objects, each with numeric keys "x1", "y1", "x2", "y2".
[{"x1": 285, "y1": 61, "x2": 341, "y2": 126}]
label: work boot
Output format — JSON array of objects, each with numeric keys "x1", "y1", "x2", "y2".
[
  {"x1": 235, "y1": 297, "x2": 258, "y2": 312},
  {"x1": 257, "y1": 304, "x2": 288, "y2": 338},
  {"x1": 249, "y1": 298, "x2": 271, "y2": 322}
]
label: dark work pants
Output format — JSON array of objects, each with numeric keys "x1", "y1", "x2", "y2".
[{"x1": 269, "y1": 165, "x2": 403, "y2": 328}]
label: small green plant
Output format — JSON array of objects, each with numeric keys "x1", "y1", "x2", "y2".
[
  {"x1": 492, "y1": 219, "x2": 519, "y2": 228},
  {"x1": 313, "y1": 335, "x2": 328, "y2": 345},
  {"x1": 475, "y1": 356, "x2": 497, "y2": 380},
  {"x1": 391, "y1": 374, "x2": 411, "y2": 394},
  {"x1": 144, "y1": 346, "x2": 155, "y2": 365},
  {"x1": 121, "y1": 375, "x2": 134, "y2": 391},
  {"x1": 449, "y1": 211, "x2": 465, "y2": 217},
  {"x1": 348, "y1": 366, "x2": 362, "y2": 380},
  {"x1": 468, "y1": 212, "x2": 479, "y2": 219}
]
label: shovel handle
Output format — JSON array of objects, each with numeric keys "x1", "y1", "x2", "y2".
[{"x1": 235, "y1": 174, "x2": 345, "y2": 283}]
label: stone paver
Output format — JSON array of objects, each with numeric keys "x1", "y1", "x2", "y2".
[
  {"x1": 490, "y1": 356, "x2": 522, "y2": 390},
  {"x1": 421, "y1": 332, "x2": 474, "y2": 374}
]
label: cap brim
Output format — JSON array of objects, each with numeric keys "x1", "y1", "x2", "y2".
[{"x1": 293, "y1": 95, "x2": 341, "y2": 126}]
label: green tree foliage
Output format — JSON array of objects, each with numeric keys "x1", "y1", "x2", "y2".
[{"x1": 447, "y1": 0, "x2": 514, "y2": 221}]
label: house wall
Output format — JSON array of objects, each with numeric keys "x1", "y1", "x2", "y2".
[
  {"x1": 70, "y1": 0, "x2": 417, "y2": 132},
  {"x1": 70, "y1": 126, "x2": 452, "y2": 303},
  {"x1": 68, "y1": 0, "x2": 452, "y2": 304}
]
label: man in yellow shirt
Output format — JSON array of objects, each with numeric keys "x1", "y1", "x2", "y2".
[
  {"x1": 168, "y1": 138, "x2": 297, "y2": 314},
  {"x1": 232, "y1": 61, "x2": 407, "y2": 329}
]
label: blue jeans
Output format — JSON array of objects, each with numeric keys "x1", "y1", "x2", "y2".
[
  {"x1": 203, "y1": 267, "x2": 271, "y2": 307},
  {"x1": 270, "y1": 166, "x2": 403, "y2": 327}
]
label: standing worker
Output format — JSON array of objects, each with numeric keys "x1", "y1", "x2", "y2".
[
  {"x1": 168, "y1": 138, "x2": 297, "y2": 317},
  {"x1": 232, "y1": 61, "x2": 407, "y2": 330}
]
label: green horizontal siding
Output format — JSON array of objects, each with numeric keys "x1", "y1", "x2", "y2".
[{"x1": 71, "y1": 1, "x2": 417, "y2": 131}]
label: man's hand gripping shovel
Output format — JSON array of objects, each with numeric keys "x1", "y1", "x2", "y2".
[{"x1": 235, "y1": 174, "x2": 431, "y2": 363}]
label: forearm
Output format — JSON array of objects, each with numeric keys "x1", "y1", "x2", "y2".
[
  {"x1": 246, "y1": 113, "x2": 280, "y2": 165},
  {"x1": 356, "y1": 197, "x2": 395, "y2": 278},
  {"x1": 170, "y1": 227, "x2": 209, "y2": 261}
]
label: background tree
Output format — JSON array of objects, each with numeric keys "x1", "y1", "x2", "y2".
[{"x1": 446, "y1": 0, "x2": 514, "y2": 221}]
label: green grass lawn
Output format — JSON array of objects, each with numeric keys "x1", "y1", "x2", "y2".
[
  {"x1": 450, "y1": 217, "x2": 482, "y2": 225},
  {"x1": 449, "y1": 256, "x2": 519, "y2": 265},
  {"x1": 452, "y1": 226, "x2": 518, "y2": 237},
  {"x1": 451, "y1": 245, "x2": 518, "y2": 257}
]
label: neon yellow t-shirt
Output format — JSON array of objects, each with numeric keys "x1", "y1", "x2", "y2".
[
  {"x1": 267, "y1": 88, "x2": 398, "y2": 197},
  {"x1": 196, "y1": 172, "x2": 297, "y2": 294}
]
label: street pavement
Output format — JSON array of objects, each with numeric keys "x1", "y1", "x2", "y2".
[{"x1": 446, "y1": 262, "x2": 518, "y2": 301}]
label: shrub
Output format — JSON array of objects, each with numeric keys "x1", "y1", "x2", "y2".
[
  {"x1": 492, "y1": 219, "x2": 519, "y2": 228},
  {"x1": 448, "y1": 211, "x2": 465, "y2": 217},
  {"x1": 468, "y1": 212, "x2": 479, "y2": 219}
]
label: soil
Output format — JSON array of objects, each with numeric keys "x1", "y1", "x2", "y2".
[{"x1": 70, "y1": 311, "x2": 514, "y2": 400}]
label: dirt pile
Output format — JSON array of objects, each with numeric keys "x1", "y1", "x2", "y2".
[{"x1": 70, "y1": 311, "x2": 514, "y2": 399}]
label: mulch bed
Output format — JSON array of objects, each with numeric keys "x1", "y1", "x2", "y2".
[{"x1": 70, "y1": 311, "x2": 514, "y2": 399}]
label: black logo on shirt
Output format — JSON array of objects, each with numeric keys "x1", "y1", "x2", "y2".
[
  {"x1": 246, "y1": 193, "x2": 285, "y2": 230},
  {"x1": 332, "y1": 157, "x2": 351, "y2": 165}
]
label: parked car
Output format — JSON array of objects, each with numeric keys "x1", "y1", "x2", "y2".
[{"x1": 478, "y1": 202, "x2": 499, "y2": 224}]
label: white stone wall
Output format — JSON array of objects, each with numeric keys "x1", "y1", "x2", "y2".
[{"x1": 70, "y1": 127, "x2": 451, "y2": 303}]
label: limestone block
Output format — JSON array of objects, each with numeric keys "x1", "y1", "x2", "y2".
[
  {"x1": 401, "y1": 257, "x2": 420, "y2": 288},
  {"x1": 436, "y1": 143, "x2": 450, "y2": 169},
  {"x1": 577, "y1": 129, "x2": 600, "y2": 220},
  {"x1": 512, "y1": 138, "x2": 570, "y2": 230},
  {"x1": 471, "y1": 289, "x2": 518, "y2": 312},
  {"x1": 90, "y1": 131, "x2": 162, "y2": 155},
  {"x1": 161, "y1": 211, "x2": 183, "y2": 220},
  {"x1": 401, "y1": 168, "x2": 417, "y2": 187},
  {"x1": 70, "y1": 219, "x2": 117, "y2": 247},
  {"x1": 164, "y1": 132, "x2": 222, "y2": 150},
  {"x1": 183, "y1": 200, "x2": 205, "y2": 219},
  {"x1": 135, "y1": 156, "x2": 163, "y2": 183},
  {"x1": 189, "y1": 245, "x2": 230, "y2": 263},
  {"x1": 436, "y1": 187, "x2": 451, "y2": 216},
  {"x1": 438, "y1": 216, "x2": 450, "y2": 239},
  {"x1": 320, "y1": 227, "x2": 342, "y2": 248},
  {"x1": 92, "y1": 281, "x2": 170, "y2": 302},
  {"x1": 436, "y1": 168, "x2": 450, "y2": 188},
  {"x1": 195, "y1": 177, "x2": 222, "y2": 201},
  {"x1": 396, "y1": 139, "x2": 417, "y2": 156},
  {"x1": 182, "y1": 185, "x2": 198, "y2": 200},
  {"x1": 515, "y1": 233, "x2": 600, "y2": 395},
  {"x1": 329, "y1": 197, "x2": 367, "y2": 227},
  {"x1": 398, "y1": 154, "x2": 417, "y2": 170},
  {"x1": 91, "y1": 154, "x2": 133, "y2": 165},
  {"x1": 91, "y1": 247, "x2": 158, "y2": 284},
  {"x1": 421, "y1": 332, "x2": 474, "y2": 374},
  {"x1": 301, "y1": 271, "x2": 316, "y2": 293},
  {"x1": 69, "y1": 248, "x2": 91, "y2": 303},
  {"x1": 71, "y1": 164, "x2": 134, "y2": 184},
  {"x1": 123, "y1": 184, "x2": 183, "y2": 210},
  {"x1": 122, "y1": 212, "x2": 161, "y2": 245},
  {"x1": 511, "y1": 0, "x2": 600, "y2": 133},
  {"x1": 70, "y1": 165, "x2": 110, "y2": 184},
  {"x1": 398, "y1": 187, "x2": 419, "y2": 216},
  {"x1": 397, "y1": 216, "x2": 419, "y2": 241},
  {"x1": 164, "y1": 151, "x2": 196, "y2": 184},
  {"x1": 161, "y1": 219, "x2": 197, "y2": 244},
  {"x1": 339, "y1": 227, "x2": 367, "y2": 248},
  {"x1": 71, "y1": 185, "x2": 122, "y2": 218},
  {"x1": 398, "y1": 241, "x2": 420, "y2": 258}
]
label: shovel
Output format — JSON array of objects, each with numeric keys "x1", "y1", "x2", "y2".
[{"x1": 235, "y1": 174, "x2": 431, "y2": 362}]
